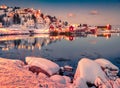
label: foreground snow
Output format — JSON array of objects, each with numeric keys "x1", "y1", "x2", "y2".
[
  {"x1": 0, "y1": 24, "x2": 49, "y2": 35},
  {"x1": 0, "y1": 57, "x2": 66, "y2": 88},
  {"x1": 0, "y1": 57, "x2": 120, "y2": 88}
]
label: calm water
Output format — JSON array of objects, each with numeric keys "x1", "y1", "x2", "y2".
[{"x1": 0, "y1": 33, "x2": 120, "y2": 75}]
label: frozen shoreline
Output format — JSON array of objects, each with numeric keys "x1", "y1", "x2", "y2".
[{"x1": 0, "y1": 57, "x2": 120, "y2": 88}]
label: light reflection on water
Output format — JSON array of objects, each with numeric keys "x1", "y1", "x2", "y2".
[{"x1": 0, "y1": 33, "x2": 120, "y2": 75}]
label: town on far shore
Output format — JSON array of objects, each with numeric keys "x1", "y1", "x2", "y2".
[{"x1": 0, "y1": 4, "x2": 120, "y2": 35}]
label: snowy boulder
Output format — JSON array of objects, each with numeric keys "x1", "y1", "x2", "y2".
[
  {"x1": 74, "y1": 58, "x2": 108, "y2": 84},
  {"x1": 94, "y1": 77, "x2": 112, "y2": 88},
  {"x1": 95, "y1": 58, "x2": 119, "y2": 80},
  {"x1": 63, "y1": 76, "x2": 71, "y2": 83},
  {"x1": 64, "y1": 65, "x2": 73, "y2": 71},
  {"x1": 29, "y1": 66, "x2": 50, "y2": 75},
  {"x1": 72, "y1": 77, "x2": 88, "y2": 88},
  {"x1": 113, "y1": 78, "x2": 120, "y2": 88},
  {"x1": 73, "y1": 58, "x2": 120, "y2": 88},
  {"x1": 95, "y1": 58, "x2": 119, "y2": 72},
  {"x1": 26, "y1": 57, "x2": 60, "y2": 76},
  {"x1": 50, "y1": 75, "x2": 71, "y2": 85},
  {"x1": 94, "y1": 77, "x2": 120, "y2": 88},
  {"x1": 114, "y1": 78, "x2": 120, "y2": 87},
  {"x1": 50, "y1": 75, "x2": 66, "y2": 84}
]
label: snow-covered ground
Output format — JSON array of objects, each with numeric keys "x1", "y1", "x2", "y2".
[
  {"x1": 0, "y1": 57, "x2": 120, "y2": 88},
  {"x1": 0, "y1": 24, "x2": 49, "y2": 35}
]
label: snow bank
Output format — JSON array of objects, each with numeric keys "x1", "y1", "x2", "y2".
[
  {"x1": 0, "y1": 57, "x2": 40, "y2": 88},
  {"x1": 0, "y1": 57, "x2": 67, "y2": 88},
  {"x1": 0, "y1": 57, "x2": 120, "y2": 88},
  {"x1": 26, "y1": 56, "x2": 60, "y2": 76}
]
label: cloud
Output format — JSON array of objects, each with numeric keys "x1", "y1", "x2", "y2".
[
  {"x1": 90, "y1": 10, "x2": 99, "y2": 15},
  {"x1": 67, "y1": 13, "x2": 76, "y2": 18}
]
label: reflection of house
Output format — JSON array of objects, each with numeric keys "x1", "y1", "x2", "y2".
[
  {"x1": 0, "y1": 36, "x2": 51, "y2": 51},
  {"x1": 97, "y1": 24, "x2": 112, "y2": 30},
  {"x1": 64, "y1": 36, "x2": 75, "y2": 41},
  {"x1": 96, "y1": 33, "x2": 111, "y2": 39}
]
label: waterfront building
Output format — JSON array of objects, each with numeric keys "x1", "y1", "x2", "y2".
[{"x1": 0, "y1": 5, "x2": 7, "y2": 10}]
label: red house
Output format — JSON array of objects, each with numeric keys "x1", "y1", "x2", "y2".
[{"x1": 69, "y1": 26, "x2": 74, "y2": 32}]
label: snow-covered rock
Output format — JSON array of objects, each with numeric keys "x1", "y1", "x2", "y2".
[
  {"x1": 26, "y1": 56, "x2": 60, "y2": 76},
  {"x1": 72, "y1": 77, "x2": 88, "y2": 88},
  {"x1": 63, "y1": 76, "x2": 71, "y2": 83},
  {"x1": 50, "y1": 75, "x2": 66, "y2": 84},
  {"x1": 64, "y1": 65, "x2": 73, "y2": 71},
  {"x1": 74, "y1": 58, "x2": 108, "y2": 84},
  {"x1": 38, "y1": 72, "x2": 48, "y2": 78},
  {"x1": 74, "y1": 58, "x2": 120, "y2": 88},
  {"x1": 95, "y1": 58, "x2": 119, "y2": 73},
  {"x1": 114, "y1": 78, "x2": 120, "y2": 87},
  {"x1": 94, "y1": 77, "x2": 112, "y2": 88},
  {"x1": 90, "y1": 86, "x2": 96, "y2": 88},
  {"x1": 50, "y1": 75, "x2": 71, "y2": 86},
  {"x1": 95, "y1": 58, "x2": 119, "y2": 80}
]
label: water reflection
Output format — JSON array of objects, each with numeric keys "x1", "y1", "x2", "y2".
[
  {"x1": 0, "y1": 33, "x2": 119, "y2": 51},
  {"x1": 0, "y1": 33, "x2": 120, "y2": 72},
  {"x1": 0, "y1": 34, "x2": 49, "y2": 51}
]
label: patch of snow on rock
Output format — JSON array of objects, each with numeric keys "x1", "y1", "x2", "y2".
[{"x1": 26, "y1": 56, "x2": 60, "y2": 76}]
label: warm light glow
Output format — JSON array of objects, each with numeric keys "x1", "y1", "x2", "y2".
[{"x1": 0, "y1": 5, "x2": 7, "y2": 9}]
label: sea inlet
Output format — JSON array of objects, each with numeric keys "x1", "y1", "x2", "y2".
[{"x1": 0, "y1": 33, "x2": 120, "y2": 75}]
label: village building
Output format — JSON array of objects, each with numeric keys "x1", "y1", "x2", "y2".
[{"x1": 0, "y1": 4, "x2": 7, "y2": 10}]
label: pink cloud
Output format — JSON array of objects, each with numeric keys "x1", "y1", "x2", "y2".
[
  {"x1": 67, "y1": 13, "x2": 76, "y2": 18},
  {"x1": 90, "y1": 10, "x2": 99, "y2": 15}
]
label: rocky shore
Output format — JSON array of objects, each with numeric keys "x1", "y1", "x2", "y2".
[{"x1": 0, "y1": 57, "x2": 120, "y2": 88}]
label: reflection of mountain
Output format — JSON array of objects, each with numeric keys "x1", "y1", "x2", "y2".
[
  {"x1": 0, "y1": 33, "x2": 119, "y2": 51},
  {"x1": 0, "y1": 34, "x2": 50, "y2": 51}
]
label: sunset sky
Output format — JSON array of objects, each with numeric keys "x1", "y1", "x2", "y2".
[{"x1": 0, "y1": 0, "x2": 120, "y2": 25}]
